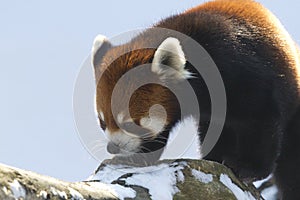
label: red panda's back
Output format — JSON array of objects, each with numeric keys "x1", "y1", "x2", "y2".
[{"x1": 152, "y1": 0, "x2": 300, "y2": 92}]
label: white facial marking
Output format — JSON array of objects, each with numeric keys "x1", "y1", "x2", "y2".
[
  {"x1": 117, "y1": 112, "x2": 125, "y2": 124},
  {"x1": 106, "y1": 130, "x2": 141, "y2": 155},
  {"x1": 117, "y1": 112, "x2": 134, "y2": 125},
  {"x1": 99, "y1": 111, "x2": 104, "y2": 120},
  {"x1": 152, "y1": 37, "x2": 192, "y2": 81},
  {"x1": 91, "y1": 34, "x2": 110, "y2": 66},
  {"x1": 92, "y1": 35, "x2": 108, "y2": 57},
  {"x1": 140, "y1": 116, "x2": 165, "y2": 135},
  {"x1": 140, "y1": 117, "x2": 151, "y2": 127}
]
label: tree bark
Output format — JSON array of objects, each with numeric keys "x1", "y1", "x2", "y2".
[
  {"x1": 0, "y1": 163, "x2": 117, "y2": 200},
  {"x1": 0, "y1": 160, "x2": 262, "y2": 200}
]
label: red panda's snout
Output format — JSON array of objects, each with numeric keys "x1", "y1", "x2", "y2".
[
  {"x1": 102, "y1": 107, "x2": 172, "y2": 156},
  {"x1": 105, "y1": 128, "x2": 142, "y2": 155},
  {"x1": 106, "y1": 142, "x2": 120, "y2": 154}
]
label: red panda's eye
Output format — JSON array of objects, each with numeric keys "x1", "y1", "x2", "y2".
[{"x1": 99, "y1": 119, "x2": 106, "y2": 130}]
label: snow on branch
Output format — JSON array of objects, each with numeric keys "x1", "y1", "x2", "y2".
[{"x1": 0, "y1": 159, "x2": 262, "y2": 200}]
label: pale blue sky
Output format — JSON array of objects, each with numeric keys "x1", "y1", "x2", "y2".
[{"x1": 0, "y1": 1, "x2": 299, "y2": 182}]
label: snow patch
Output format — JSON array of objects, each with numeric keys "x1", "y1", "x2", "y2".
[
  {"x1": 108, "y1": 184, "x2": 136, "y2": 199},
  {"x1": 87, "y1": 182, "x2": 136, "y2": 200},
  {"x1": 220, "y1": 174, "x2": 256, "y2": 200},
  {"x1": 191, "y1": 169, "x2": 213, "y2": 184},
  {"x1": 90, "y1": 162, "x2": 187, "y2": 200},
  {"x1": 50, "y1": 187, "x2": 67, "y2": 199},
  {"x1": 9, "y1": 180, "x2": 26, "y2": 199},
  {"x1": 39, "y1": 190, "x2": 48, "y2": 199},
  {"x1": 68, "y1": 187, "x2": 84, "y2": 200},
  {"x1": 50, "y1": 187, "x2": 58, "y2": 196},
  {"x1": 176, "y1": 169, "x2": 185, "y2": 182},
  {"x1": 261, "y1": 185, "x2": 278, "y2": 200},
  {"x1": 57, "y1": 190, "x2": 67, "y2": 199},
  {"x1": 124, "y1": 165, "x2": 181, "y2": 199},
  {"x1": 2, "y1": 186, "x2": 9, "y2": 195},
  {"x1": 253, "y1": 174, "x2": 278, "y2": 199},
  {"x1": 253, "y1": 174, "x2": 273, "y2": 188}
]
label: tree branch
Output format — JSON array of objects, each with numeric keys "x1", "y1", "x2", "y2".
[{"x1": 0, "y1": 160, "x2": 263, "y2": 200}]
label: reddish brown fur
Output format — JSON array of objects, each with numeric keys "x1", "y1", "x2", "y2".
[
  {"x1": 185, "y1": 0, "x2": 300, "y2": 83},
  {"x1": 96, "y1": 48, "x2": 180, "y2": 132},
  {"x1": 187, "y1": 0, "x2": 271, "y2": 25}
]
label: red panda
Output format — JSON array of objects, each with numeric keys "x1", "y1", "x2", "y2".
[{"x1": 92, "y1": 0, "x2": 300, "y2": 199}]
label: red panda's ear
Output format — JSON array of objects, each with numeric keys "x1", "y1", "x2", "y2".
[
  {"x1": 152, "y1": 37, "x2": 191, "y2": 81},
  {"x1": 91, "y1": 34, "x2": 112, "y2": 68}
]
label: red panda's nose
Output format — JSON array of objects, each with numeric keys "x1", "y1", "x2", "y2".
[{"x1": 107, "y1": 142, "x2": 121, "y2": 154}]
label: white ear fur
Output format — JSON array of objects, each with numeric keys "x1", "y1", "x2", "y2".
[
  {"x1": 152, "y1": 37, "x2": 191, "y2": 81},
  {"x1": 92, "y1": 35, "x2": 107, "y2": 58},
  {"x1": 91, "y1": 34, "x2": 111, "y2": 67}
]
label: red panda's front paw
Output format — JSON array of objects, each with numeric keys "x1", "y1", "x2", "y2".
[{"x1": 235, "y1": 166, "x2": 271, "y2": 183}]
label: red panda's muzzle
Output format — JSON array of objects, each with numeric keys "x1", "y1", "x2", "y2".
[{"x1": 107, "y1": 141, "x2": 121, "y2": 154}]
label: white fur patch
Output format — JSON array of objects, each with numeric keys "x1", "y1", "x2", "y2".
[
  {"x1": 140, "y1": 116, "x2": 165, "y2": 135},
  {"x1": 160, "y1": 117, "x2": 202, "y2": 160},
  {"x1": 99, "y1": 111, "x2": 104, "y2": 120},
  {"x1": 107, "y1": 130, "x2": 141, "y2": 154},
  {"x1": 116, "y1": 112, "x2": 135, "y2": 127},
  {"x1": 91, "y1": 34, "x2": 108, "y2": 65},
  {"x1": 117, "y1": 112, "x2": 125, "y2": 124},
  {"x1": 92, "y1": 35, "x2": 107, "y2": 56},
  {"x1": 139, "y1": 104, "x2": 167, "y2": 136},
  {"x1": 152, "y1": 37, "x2": 192, "y2": 81}
]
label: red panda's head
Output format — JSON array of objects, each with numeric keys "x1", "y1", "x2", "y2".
[{"x1": 92, "y1": 35, "x2": 192, "y2": 156}]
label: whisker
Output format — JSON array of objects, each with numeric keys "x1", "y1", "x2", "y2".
[
  {"x1": 88, "y1": 139, "x2": 108, "y2": 147},
  {"x1": 142, "y1": 140, "x2": 167, "y2": 146},
  {"x1": 89, "y1": 139, "x2": 108, "y2": 153},
  {"x1": 143, "y1": 135, "x2": 168, "y2": 141},
  {"x1": 140, "y1": 146, "x2": 152, "y2": 152},
  {"x1": 91, "y1": 147, "x2": 107, "y2": 155},
  {"x1": 91, "y1": 145, "x2": 106, "y2": 152},
  {"x1": 90, "y1": 142, "x2": 108, "y2": 149},
  {"x1": 139, "y1": 132, "x2": 154, "y2": 138}
]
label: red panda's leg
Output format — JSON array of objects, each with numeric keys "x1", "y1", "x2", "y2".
[
  {"x1": 207, "y1": 118, "x2": 281, "y2": 182},
  {"x1": 275, "y1": 108, "x2": 300, "y2": 200},
  {"x1": 233, "y1": 119, "x2": 282, "y2": 182},
  {"x1": 203, "y1": 125, "x2": 239, "y2": 165}
]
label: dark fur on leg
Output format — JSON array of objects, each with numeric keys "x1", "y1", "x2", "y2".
[{"x1": 275, "y1": 108, "x2": 300, "y2": 200}]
